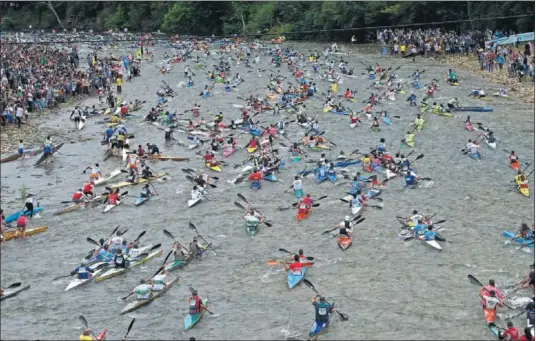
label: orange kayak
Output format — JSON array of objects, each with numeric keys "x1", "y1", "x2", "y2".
[
  {"x1": 296, "y1": 208, "x2": 311, "y2": 221},
  {"x1": 337, "y1": 236, "x2": 352, "y2": 250},
  {"x1": 510, "y1": 160, "x2": 520, "y2": 170}
]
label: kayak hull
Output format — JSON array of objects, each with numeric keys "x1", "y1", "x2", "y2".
[
  {"x1": 309, "y1": 304, "x2": 334, "y2": 338},
  {"x1": 5, "y1": 207, "x2": 45, "y2": 224},
  {"x1": 184, "y1": 298, "x2": 209, "y2": 331},
  {"x1": 135, "y1": 196, "x2": 150, "y2": 206},
  {"x1": 121, "y1": 276, "x2": 180, "y2": 315},
  {"x1": 338, "y1": 236, "x2": 352, "y2": 250},
  {"x1": 502, "y1": 231, "x2": 535, "y2": 247},
  {"x1": 95, "y1": 249, "x2": 162, "y2": 282},
  {"x1": 296, "y1": 208, "x2": 311, "y2": 221},
  {"x1": 287, "y1": 268, "x2": 306, "y2": 289},
  {"x1": 0, "y1": 284, "x2": 30, "y2": 301},
  {"x1": 2, "y1": 225, "x2": 48, "y2": 241}
]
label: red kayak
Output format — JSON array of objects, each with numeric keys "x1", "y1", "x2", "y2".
[
  {"x1": 95, "y1": 329, "x2": 107, "y2": 340},
  {"x1": 296, "y1": 208, "x2": 311, "y2": 221},
  {"x1": 337, "y1": 236, "x2": 352, "y2": 250},
  {"x1": 510, "y1": 160, "x2": 520, "y2": 170}
]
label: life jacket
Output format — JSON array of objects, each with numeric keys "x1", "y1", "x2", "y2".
[
  {"x1": 82, "y1": 183, "x2": 92, "y2": 193},
  {"x1": 73, "y1": 191, "x2": 84, "y2": 201},
  {"x1": 16, "y1": 215, "x2": 27, "y2": 227},
  {"x1": 189, "y1": 296, "x2": 202, "y2": 314}
]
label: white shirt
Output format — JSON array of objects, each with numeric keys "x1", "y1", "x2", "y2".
[
  {"x1": 16, "y1": 107, "x2": 24, "y2": 117},
  {"x1": 292, "y1": 179, "x2": 302, "y2": 190},
  {"x1": 409, "y1": 214, "x2": 422, "y2": 225}
]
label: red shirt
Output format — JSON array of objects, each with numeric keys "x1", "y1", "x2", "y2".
[
  {"x1": 249, "y1": 140, "x2": 257, "y2": 148},
  {"x1": 344, "y1": 91, "x2": 352, "y2": 98},
  {"x1": 108, "y1": 193, "x2": 118, "y2": 201},
  {"x1": 302, "y1": 197, "x2": 312, "y2": 206},
  {"x1": 120, "y1": 106, "x2": 128, "y2": 115},
  {"x1": 203, "y1": 154, "x2": 213, "y2": 161},
  {"x1": 72, "y1": 191, "x2": 83, "y2": 200},
  {"x1": 16, "y1": 215, "x2": 27, "y2": 227},
  {"x1": 501, "y1": 327, "x2": 519, "y2": 340},
  {"x1": 289, "y1": 261, "x2": 302, "y2": 272},
  {"x1": 248, "y1": 172, "x2": 263, "y2": 182},
  {"x1": 83, "y1": 183, "x2": 93, "y2": 193},
  {"x1": 519, "y1": 335, "x2": 535, "y2": 341}
]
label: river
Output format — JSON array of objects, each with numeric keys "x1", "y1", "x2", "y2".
[{"x1": 1, "y1": 42, "x2": 534, "y2": 340}]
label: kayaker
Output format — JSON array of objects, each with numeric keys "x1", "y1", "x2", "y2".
[
  {"x1": 509, "y1": 151, "x2": 520, "y2": 168},
  {"x1": 191, "y1": 185, "x2": 205, "y2": 202},
  {"x1": 72, "y1": 189, "x2": 87, "y2": 203},
  {"x1": 350, "y1": 191, "x2": 366, "y2": 209},
  {"x1": 376, "y1": 138, "x2": 386, "y2": 154},
  {"x1": 107, "y1": 188, "x2": 121, "y2": 206},
  {"x1": 404, "y1": 171, "x2": 418, "y2": 188},
  {"x1": 109, "y1": 230, "x2": 124, "y2": 254},
  {"x1": 113, "y1": 249, "x2": 129, "y2": 269},
  {"x1": 96, "y1": 244, "x2": 113, "y2": 262},
  {"x1": 411, "y1": 220, "x2": 428, "y2": 235},
  {"x1": 148, "y1": 270, "x2": 168, "y2": 291},
  {"x1": 23, "y1": 194, "x2": 39, "y2": 218},
  {"x1": 480, "y1": 279, "x2": 505, "y2": 302},
  {"x1": 70, "y1": 260, "x2": 95, "y2": 280},
  {"x1": 188, "y1": 289, "x2": 206, "y2": 314},
  {"x1": 133, "y1": 278, "x2": 152, "y2": 300},
  {"x1": 499, "y1": 321, "x2": 519, "y2": 340},
  {"x1": 290, "y1": 176, "x2": 303, "y2": 198},
  {"x1": 414, "y1": 114, "x2": 424, "y2": 130},
  {"x1": 406, "y1": 210, "x2": 423, "y2": 227},
  {"x1": 43, "y1": 136, "x2": 53, "y2": 157},
  {"x1": 79, "y1": 329, "x2": 93, "y2": 341},
  {"x1": 82, "y1": 181, "x2": 96, "y2": 199},
  {"x1": 140, "y1": 184, "x2": 154, "y2": 198},
  {"x1": 141, "y1": 166, "x2": 154, "y2": 179},
  {"x1": 16, "y1": 215, "x2": 28, "y2": 239},
  {"x1": 188, "y1": 237, "x2": 205, "y2": 258},
  {"x1": 517, "y1": 264, "x2": 535, "y2": 290},
  {"x1": 299, "y1": 194, "x2": 313, "y2": 211},
  {"x1": 84, "y1": 163, "x2": 103, "y2": 180},
  {"x1": 311, "y1": 295, "x2": 334, "y2": 329},
  {"x1": 482, "y1": 290, "x2": 503, "y2": 326},
  {"x1": 404, "y1": 131, "x2": 415, "y2": 147},
  {"x1": 126, "y1": 150, "x2": 140, "y2": 176},
  {"x1": 514, "y1": 171, "x2": 529, "y2": 192},
  {"x1": 194, "y1": 174, "x2": 208, "y2": 188},
  {"x1": 172, "y1": 241, "x2": 191, "y2": 262},
  {"x1": 247, "y1": 168, "x2": 263, "y2": 183},
  {"x1": 137, "y1": 145, "x2": 146, "y2": 157},
  {"x1": 338, "y1": 216, "x2": 353, "y2": 237},
  {"x1": 486, "y1": 130, "x2": 496, "y2": 144},
  {"x1": 525, "y1": 298, "x2": 535, "y2": 330},
  {"x1": 422, "y1": 226, "x2": 437, "y2": 241},
  {"x1": 519, "y1": 327, "x2": 534, "y2": 341},
  {"x1": 17, "y1": 140, "x2": 24, "y2": 155},
  {"x1": 285, "y1": 254, "x2": 303, "y2": 273}
]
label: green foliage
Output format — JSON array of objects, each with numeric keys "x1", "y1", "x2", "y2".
[{"x1": 1, "y1": 1, "x2": 534, "y2": 39}]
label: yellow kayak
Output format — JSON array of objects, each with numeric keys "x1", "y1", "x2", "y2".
[
  {"x1": 206, "y1": 163, "x2": 222, "y2": 172},
  {"x1": 110, "y1": 173, "x2": 167, "y2": 189},
  {"x1": 323, "y1": 106, "x2": 333, "y2": 113},
  {"x1": 519, "y1": 186, "x2": 530, "y2": 197},
  {"x1": 247, "y1": 146, "x2": 257, "y2": 153},
  {"x1": 2, "y1": 226, "x2": 48, "y2": 241}
]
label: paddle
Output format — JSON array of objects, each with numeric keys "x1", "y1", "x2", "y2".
[
  {"x1": 87, "y1": 237, "x2": 100, "y2": 247},
  {"x1": 278, "y1": 248, "x2": 315, "y2": 260},
  {"x1": 234, "y1": 202, "x2": 272, "y2": 227},
  {"x1": 322, "y1": 217, "x2": 365, "y2": 235},
  {"x1": 163, "y1": 229, "x2": 189, "y2": 253},
  {"x1": 291, "y1": 195, "x2": 327, "y2": 208},
  {"x1": 78, "y1": 316, "x2": 99, "y2": 340},
  {"x1": 303, "y1": 279, "x2": 349, "y2": 320},
  {"x1": 4, "y1": 282, "x2": 22, "y2": 289},
  {"x1": 467, "y1": 274, "x2": 515, "y2": 309},
  {"x1": 188, "y1": 222, "x2": 217, "y2": 255},
  {"x1": 52, "y1": 262, "x2": 107, "y2": 282},
  {"x1": 133, "y1": 231, "x2": 146, "y2": 243},
  {"x1": 123, "y1": 318, "x2": 136, "y2": 340}
]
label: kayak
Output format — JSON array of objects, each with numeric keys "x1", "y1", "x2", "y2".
[
  {"x1": 287, "y1": 268, "x2": 306, "y2": 289},
  {"x1": 351, "y1": 205, "x2": 362, "y2": 216},
  {"x1": 5, "y1": 207, "x2": 45, "y2": 224},
  {"x1": 188, "y1": 197, "x2": 204, "y2": 207},
  {"x1": 464, "y1": 122, "x2": 473, "y2": 131},
  {"x1": 327, "y1": 172, "x2": 337, "y2": 183},
  {"x1": 93, "y1": 169, "x2": 123, "y2": 186},
  {"x1": 78, "y1": 114, "x2": 87, "y2": 130},
  {"x1": 245, "y1": 216, "x2": 260, "y2": 237},
  {"x1": 135, "y1": 196, "x2": 150, "y2": 206},
  {"x1": 263, "y1": 173, "x2": 278, "y2": 182},
  {"x1": 518, "y1": 185, "x2": 530, "y2": 197},
  {"x1": 146, "y1": 155, "x2": 189, "y2": 161},
  {"x1": 469, "y1": 153, "x2": 481, "y2": 160},
  {"x1": 247, "y1": 146, "x2": 257, "y2": 153},
  {"x1": 382, "y1": 116, "x2": 392, "y2": 125},
  {"x1": 510, "y1": 161, "x2": 520, "y2": 170},
  {"x1": 223, "y1": 148, "x2": 236, "y2": 157},
  {"x1": 418, "y1": 236, "x2": 442, "y2": 250},
  {"x1": 487, "y1": 322, "x2": 500, "y2": 339},
  {"x1": 296, "y1": 208, "x2": 311, "y2": 221},
  {"x1": 65, "y1": 262, "x2": 108, "y2": 291},
  {"x1": 309, "y1": 144, "x2": 331, "y2": 151},
  {"x1": 452, "y1": 107, "x2": 493, "y2": 112},
  {"x1": 249, "y1": 128, "x2": 262, "y2": 136},
  {"x1": 502, "y1": 231, "x2": 535, "y2": 247},
  {"x1": 95, "y1": 249, "x2": 163, "y2": 282},
  {"x1": 338, "y1": 235, "x2": 352, "y2": 250},
  {"x1": 184, "y1": 297, "x2": 209, "y2": 331},
  {"x1": 205, "y1": 163, "x2": 222, "y2": 172},
  {"x1": 103, "y1": 200, "x2": 122, "y2": 213},
  {"x1": 250, "y1": 180, "x2": 262, "y2": 190},
  {"x1": 335, "y1": 159, "x2": 361, "y2": 168},
  {"x1": 485, "y1": 138, "x2": 497, "y2": 149},
  {"x1": 330, "y1": 109, "x2": 349, "y2": 115},
  {"x1": 309, "y1": 302, "x2": 334, "y2": 339},
  {"x1": 366, "y1": 189, "x2": 382, "y2": 199},
  {"x1": 164, "y1": 257, "x2": 193, "y2": 272},
  {"x1": 121, "y1": 138, "x2": 130, "y2": 162},
  {"x1": 110, "y1": 173, "x2": 167, "y2": 190},
  {"x1": 2, "y1": 226, "x2": 48, "y2": 241},
  {"x1": 316, "y1": 174, "x2": 328, "y2": 184},
  {"x1": 121, "y1": 275, "x2": 180, "y2": 315},
  {"x1": 34, "y1": 143, "x2": 64, "y2": 166},
  {"x1": 0, "y1": 284, "x2": 30, "y2": 301},
  {"x1": 350, "y1": 122, "x2": 358, "y2": 128},
  {"x1": 384, "y1": 168, "x2": 397, "y2": 179}
]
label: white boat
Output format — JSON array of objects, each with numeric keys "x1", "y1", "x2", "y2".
[
  {"x1": 418, "y1": 236, "x2": 442, "y2": 250},
  {"x1": 65, "y1": 262, "x2": 108, "y2": 291},
  {"x1": 190, "y1": 130, "x2": 209, "y2": 136},
  {"x1": 188, "y1": 143, "x2": 201, "y2": 150},
  {"x1": 350, "y1": 122, "x2": 358, "y2": 128},
  {"x1": 485, "y1": 138, "x2": 497, "y2": 149},
  {"x1": 188, "y1": 197, "x2": 203, "y2": 208},
  {"x1": 351, "y1": 205, "x2": 362, "y2": 216},
  {"x1": 78, "y1": 114, "x2": 87, "y2": 130},
  {"x1": 384, "y1": 169, "x2": 397, "y2": 179},
  {"x1": 240, "y1": 165, "x2": 254, "y2": 174},
  {"x1": 93, "y1": 169, "x2": 123, "y2": 186},
  {"x1": 103, "y1": 200, "x2": 122, "y2": 213}
]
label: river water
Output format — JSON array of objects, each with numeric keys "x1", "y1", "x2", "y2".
[{"x1": 1, "y1": 42, "x2": 534, "y2": 340}]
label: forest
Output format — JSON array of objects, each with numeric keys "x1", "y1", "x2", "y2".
[{"x1": 1, "y1": 1, "x2": 534, "y2": 41}]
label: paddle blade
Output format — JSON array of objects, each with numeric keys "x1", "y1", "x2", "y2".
[
  {"x1": 414, "y1": 154, "x2": 424, "y2": 161},
  {"x1": 434, "y1": 220, "x2": 447, "y2": 225},
  {"x1": 302, "y1": 279, "x2": 318, "y2": 293},
  {"x1": 109, "y1": 225, "x2": 120, "y2": 237},
  {"x1": 134, "y1": 231, "x2": 147, "y2": 242},
  {"x1": 468, "y1": 274, "x2": 483, "y2": 287},
  {"x1": 355, "y1": 218, "x2": 366, "y2": 225},
  {"x1": 162, "y1": 250, "x2": 174, "y2": 265},
  {"x1": 237, "y1": 193, "x2": 249, "y2": 204},
  {"x1": 87, "y1": 237, "x2": 100, "y2": 247},
  {"x1": 79, "y1": 315, "x2": 89, "y2": 328},
  {"x1": 163, "y1": 229, "x2": 175, "y2": 240},
  {"x1": 316, "y1": 196, "x2": 328, "y2": 201},
  {"x1": 337, "y1": 311, "x2": 350, "y2": 321},
  {"x1": 6, "y1": 282, "x2": 22, "y2": 289},
  {"x1": 266, "y1": 260, "x2": 282, "y2": 266},
  {"x1": 234, "y1": 202, "x2": 246, "y2": 210},
  {"x1": 189, "y1": 222, "x2": 197, "y2": 231},
  {"x1": 150, "y1": 243, "x2": 162, "y2": 251},
  {"x1": 124, "y1": 318, "x2": 136, "y2": 339},
  {"x1": 278, "y1": 248, "x2": 291, "y2": 254}
]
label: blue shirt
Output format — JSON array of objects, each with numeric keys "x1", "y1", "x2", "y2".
[
  {"x1": 97, "y1": 249, "x2": 113, "y2": 262},
  {"x1": 413, "y1": 224, "x2": 428, "y2": 234},
  {"x1": 423, "y1": 230, "x2": 437, "y2": 241},
  {"x1": 405, "y1": 174, "x2": 417, "y2": 185}
]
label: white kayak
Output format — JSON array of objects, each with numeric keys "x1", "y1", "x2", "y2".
[
  {"x1": 350, "y1": 122, "x2": 358, "y2": 128},
  {"x1": 103, "y1": 200, "x2": 122, "y2": 213},
  {"x1": 93, "y1": 169, "x2": 123, "y2": 186},
  {"x1": 78, "y1": 114, "x2": 87, "y2": 130},
  {"x1": 384, "y1": 169, "x2": 397, "y2": 179},
  {"x1": 485, "y1": 138, "x2": 497, "y2": 149},
  {"x1": 188, "y1": 143, "x2": 201, "y2": 150},
  {"x1": 298, "y1": 122, "x2": 310, "y2": 129},
  {"x1": 65, "y1": 262, "x2": 108, "y2": 291},
  {"x1": 419, "y1": 236, "x2": 442, "y2": 250},
  {"x1": 188, "y1": 197, "x2": 203, "y2": 208},
  {"x1": 351, "y1": 205, "x2": 362, "y2": 216},
  {"x1": 190, "y1": 130, "x2": 209, "y2": 136}
]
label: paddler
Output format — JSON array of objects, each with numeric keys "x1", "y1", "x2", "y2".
[
  {"x1": 405, "y1": 210, "x2": 422, "y2": 227},
  {"x1": 172, "y1": 241, "x2": 191, "y2": 263},
  {"x1": 509, "y1": 151, "x2": 520, "y2": 168},
  {"x1": 140, "y1": 184, "x2": 155, "y2": 198},
  {"x1": 141, "y1": 166, "x2": 154, "y2": 179},
  {"x1": 23, "y1": 194, "x2": 39, "y2": 218},
  {"x1": 344, "y1": 88, "x2": 353, "y2": 99},
  {"x1": 480, "y1": 279, "x2": 505, "y2": 302},
  {"x1": 298, "y1": 194, "x2": 313, "y2": 215},
  {"x1": 146, "y1": 143, "x2": 160, "y2": 156},
  {"x1": 72, "y1": 189, "x2": 87, "y2": 203},
  {"x1": 422, "y1": 226, "x2": 437, "y2": 241},
  {"x1": 109, "y1": 230, "x2": 124, "y2": 253},
  {"x1": 371, "y1": 117, "x2": 380, "y2": 131},
  {"x1": 84, "y1": 163, "x2": 103, "y2": 180},
  {"x1": 285, "y1": 254, "x2": 303, "y2": 273},
  {"x1": 290, "y1": 176, "x2": 304, "y2": 198},
  {"x1": 96, "y1": 244, "x2": 113, "y2": 262},
  {"x1": 148, "y1": 270, "x2": 169, "y2": 291},
  {"x1": 414, "y1": 114, "x2": 424, "y2": 131},
  {"x1": 82, "y1": 181, "x2": 96, "y2": 199},
  {"x1": 404, "y1": 131, "x2": 415, "y2": 147},
  {"x1": 70, "y1": 260, "x2": 95, "y2": 280},
  {"x1": 404, "y1": 171, "x2": 419, "y2": 188},
  {"x1": 499, "y1": 321, "x2": 519, "y2": 340},
  {"x1": 188, "y1": 289, "x2": 207, "y2": 315},
  {"x1": 188, "y1": 237, "x2": 205, "y2": 258},
  {"x1": 338, "y1": 216, "x2": 353, "y2": 237},
  {"x1": 133, "y1": 278, "x2": 152, "y2": 300},
  {"x1": 465, "y1": 139, "x2": 481, "y2": 158},
  {"x1": 15, "y1": 214, "x2": 28, "y2": 238},
  {"x1": 113, "y1": 249, "x2": 129, "y2": 269},
  {"x1": 519, "y1": 326, "x2": 534, "y2": 341},
  {"x1": 514, "y1": 171, "x2": 529, "y2": 190},
  {"x1": 311, "y1": 295, "x2": 334, "y2": 329},
  {"x1": 376, "y1": 138, "x2": 386, "y2": 155},
  {"x1": 516, "y1": 264, "x2": 535, "y2": 290},
  {"x1": 248, "y1": 168, "x2": 263, "y2": 183},
  {"x1": 191, "y1": 185, "x2": 205, "y2": 202},
  {"x1": 107, "y1": 188, "x2": 121, "y2": 206},
  {"x1": 43, "y1": 136, "x2": 53, "y2": 157},
  {"x1": 79, "y1": 329, "x2": 94, "y2": 341},
  {"x1": 482, "y1": 290, "x2": 503, "y2": 327}
]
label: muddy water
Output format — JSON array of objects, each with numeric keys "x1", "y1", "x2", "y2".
[{"x1": 1, "y1": 42, "x2": 534, "y2": 340}]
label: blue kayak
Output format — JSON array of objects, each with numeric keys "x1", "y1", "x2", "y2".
[
  {"x1": 5, "y1": 207, "x2": 45, "y2": 224},
  {"x1": 502, "y1": 231, "x2": 535, "y2": 248},
  {"x1": 316, "y1": 174, "x2": 328, "y2": 183},
  {"x1": 327, "y1": 172, "x2": 337, "y2": 183},
  {"x1": 366, "y1": 189, "x2": 382, "y2": 199},
  {"x1": 330, "y1": 109, "x2": 349, "y2": 115},
  {"x1": 452, "y1": 107, "x2": 493, "y2": 112},
  {"x1": 372, "y1": 164, "x2": 384, "y2": 172},
  {"x1": 309, "y1": 302, "x2": 335, "y2": 338},
  {"x1": 335, "y1": 159, "x2": 361, "y2": 168},
  {"x1": 263, "y1": 173, "x2": 278, "y2": 182},
  {"x1": 249, "y1": 128, "x2": 262, "y2": 136},
  {"x1": 134, "y1": 196, "x2": 150, "y2": 206},
  {"x1": 382, "y1": 116, "x2": 392, "y2": 125},
  {"x1": 287, "y1": 267, "x2": 306, "y2": 289},
  {"x1": 250, "y1": 180, "x2": 262, "y2": 190},
  {"x1": 469, "y1": 153, "x2": 481, "y2": 160}
]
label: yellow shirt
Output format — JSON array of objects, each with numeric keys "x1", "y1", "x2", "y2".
[
  {"x1": 117, "y1": 78, "x2": 122, "y2": 86},
  {"x1": 80, "y1": 335, "x2": 93, "y2": 341},
  {"x1": 400, "y1": 45, "x2": 406, "y2": 53},
  {"x1": 330, "y1": 83, "x2": 338, "y2": 93}
]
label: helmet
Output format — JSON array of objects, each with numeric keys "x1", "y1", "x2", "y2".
[
  {"x1": 344, "y1": 215, "x2": 350, "y2": 221},
  {"x1": 191, "y1": 289, "x2": 198, "y2": 296}
]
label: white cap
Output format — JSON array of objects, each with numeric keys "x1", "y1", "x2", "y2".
[{"x1": 344, "y1": 215, "x2": 350, "y2": 221}]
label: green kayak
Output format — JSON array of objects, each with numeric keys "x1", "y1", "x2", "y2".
[
  {"x1": 184, "y1": 298, "x2": 209, "y2": 331},
  {"x1": 164, "y1": 256, "x2": 193, "y2": 272}
]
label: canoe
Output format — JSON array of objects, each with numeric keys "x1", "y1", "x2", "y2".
[
  {"x1": 103, "y1": 200, "x2": 122, "y2": 213},
  {"x1": 485, "y1": 138, "x2": 497, "y2": 149},
  {"x1": 0, "y1": 153, "x2": 23, "y2": 163},
  {"x1": 418, "y1": 236, "x2": 442, "y2": 250},
  {"x1": 338, "y1": 235, "x2": 352, "y2": 250},
  {"x1": 452, "y1": 107, "x2": 493, "y2": 112},
  {"x1": 334, "y1": 159, "x2": 361, "y2": 167},
  {"x1": 145, "y1": 155, "x2": 189, "y2": 161},
  {"x1": 65, "y1": 262, "x2": 108, "y2": 291},
  {"x1": 110, "y1": 173, "x2": 167, "y2": 190},
  {"x1": 250, "y1": 180, "x2": 262, "y2": 190},
  {"x1": 351, "y1": 205, "x2": 362, "y2": 216},
  {"x1": 2, "y1": 226, "x2": 48, "y2": 241},
  {"x1": 287, "y1": 268, "x2": 306, "y2": 289},
  {"x1": 330, "y1": 109, "x2": 349, "y2": 115},
  {"x1": 263, "y1": 173, "x2": 278, "y2": 182},
  {"x1": 0, "y1": 284, "x2": 30, "y2": 301},
  {"x1": 34, "y1": 143, "x2": 64, "y2": 166},
  {"x1": 502, "y1": 231, "x2": 535, "y2": 247},
  {"x1": 121, "y1": 275, "x2": 180, "y2": 315},
  {"x1": 78, "y1": 114, "x2": 87, "y2": 130},
  {"x1": 164, "y1": 257, "x2": 193, "y2": 272},
  {"x1": 135, "y1": 196, "x2": 150, "y2": 206},
  {"x1": 309, "y1": 144, "x2": 331, "y2": 151},
  {"x1": 5, "y1": 207, "x2": 45, "y2": 224},
  {"x1": 95, "y1": 249, "x2": 163, "y2": 282},
  {"x1": 309, "y1": 302, "x2": 334, "y2": 339},
  {"x1": 184, "y1": 298, "x2": 209, "y2": 331},
  {"x1": 296, "y1": 208, "x2": 311, "y2": 221},
  {"x1": 205, "y1": 163, "x2": 222, "y2": 172},
  {"x1": 250, "y1": 128, "x2": 262, "y2": 136},
  {"x1": 94, "y1": 169, "x2": 123, "y2": 186},
  {"x1": 247, "y1": 146, "x2": 257, "y2": 153}
]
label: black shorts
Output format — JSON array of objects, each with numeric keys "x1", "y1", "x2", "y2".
[
  {"x1": 117, "y1": 141, "x2": 124, "y2": 149},
  {"x1": 150, "y1": 148, "x2": 159, "y2": 155},
  {"x1": 25, "y1": 202, "x2": 34, "y2": 212}
]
